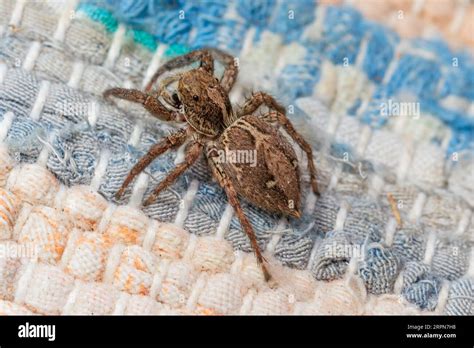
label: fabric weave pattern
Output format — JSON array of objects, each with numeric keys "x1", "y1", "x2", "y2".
[{"x1": 0, "y1": 0, "x2": 472, "y2": 315}]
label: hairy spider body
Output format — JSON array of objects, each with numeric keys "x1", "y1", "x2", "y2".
[
  {"x1": 178, "y1": 69, "x2": 234, "y2": 136},
  {"x1": 104, "y1": 48, "x2": 319, "y2": 281},
  {"x1": 208, "y1": 115, "x2": 301, "y2": 217}
]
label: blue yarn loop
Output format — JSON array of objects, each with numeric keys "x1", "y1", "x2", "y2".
[{"x1": 236, "y1": 0, "x2": 276, "y2": 27}]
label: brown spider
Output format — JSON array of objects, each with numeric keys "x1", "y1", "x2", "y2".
[{"x1": 103, "y1": 48, "x2": 320, "y2": 281}]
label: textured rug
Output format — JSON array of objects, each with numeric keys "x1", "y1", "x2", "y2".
[{"x1": 0, "y1": 0, "x2": 472, "y2": 315}]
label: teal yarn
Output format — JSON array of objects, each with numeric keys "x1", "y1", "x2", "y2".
[
  {"x1": 78, "y1": 2, "x2": 156, "y2": 52},
  {"x1": 77, "y1": 2, "x2": 190, "y2": 55},
  {"x1": 127, "y1": 29, "x2": 157, "y2": 51},
  {"x1": 77, "y1": 3, "x2": 118, "y2": 33},
  {"x1": 165, "y1": 44, "x2": 190, "y2": 58}
]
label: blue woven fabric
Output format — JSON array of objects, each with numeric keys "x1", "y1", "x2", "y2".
[{"x1": 0, "y1": 0, "x2": 472, "y2": 315}]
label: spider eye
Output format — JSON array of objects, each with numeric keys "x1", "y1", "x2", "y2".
[
  {"x1": 172, "y1": 93, "x2": 180, "y2": 104},
  {"x1": 193, "y1": 95, "x2": 199, "y2": 101}
]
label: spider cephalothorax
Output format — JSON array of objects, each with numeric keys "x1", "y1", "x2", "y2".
[
  {"x1": 104, "y1": 48, "x2": 320, "y2": 281},
  {"x1": 177, "y1": 69, "x2": 234, "y2": 136}
]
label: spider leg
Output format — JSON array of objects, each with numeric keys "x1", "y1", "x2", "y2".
[
  {"x1": 116, "y1": 128, "x2": 188, "y2": 199},
  {"x1": 238, "y1": 91, "x2": 286, "y2": 117},
  {"x1": 145, "y1": 48, "x2": 239, "y2": 93},
  {"x1": 263, "y1": 111, "x2": 320, "y2": 196},
  {"x1": 103, "y1": 88, "x2": 181, "y2": 122},
  {"x1": 145, "y1": 50, "x2": 214, "y2": 91},
  {"x1": 207, "y1": 145, "x2": 271, "y2": 282},
  {"x1": 206, "y1": 48, "x2": 239, "y2": 93},
  {"x1": 143, "y1": 141, "x2": 203, "y2": 206}
]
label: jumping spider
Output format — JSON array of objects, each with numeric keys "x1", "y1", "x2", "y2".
[{"x1": 103, "y1": 48, "x2": 320, "y2": 281}]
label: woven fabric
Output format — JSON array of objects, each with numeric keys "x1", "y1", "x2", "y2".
[{"x1": 0, "y1": 0, "x2": 472, "y2": 315}]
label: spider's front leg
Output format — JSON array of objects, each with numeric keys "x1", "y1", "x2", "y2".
[
  {"x1": 143, "y1": 141, "x2": 203, "y2": 206},
  {"x1": 103, "y1": 88, "x2": 181, "y2": 122},
  {"x1": 240, "y1": 92, "x2": 320, "y2": 195},
  {"x1": 238, "y1": 91, "x2": 286, "y2": 117},
  {"x1": 116, "y1": 128, "x2": 188, "y2": 199},
  {"x1": 209, "y1": 48, "x2": 239, "y2": 93},
  {"x1": 207, "y1": 145, "x2": 272, "y2": 282},
  {"x1": 145, "y1": 50, "x2": 214, "y2": 91},
  {"x1": 145, "y1": 48, "x2": 239, "y2": 93}
]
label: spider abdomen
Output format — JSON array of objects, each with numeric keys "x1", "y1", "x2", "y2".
[{"x1": 210, "y1": 115, "x2": 302, "y2": 218}]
